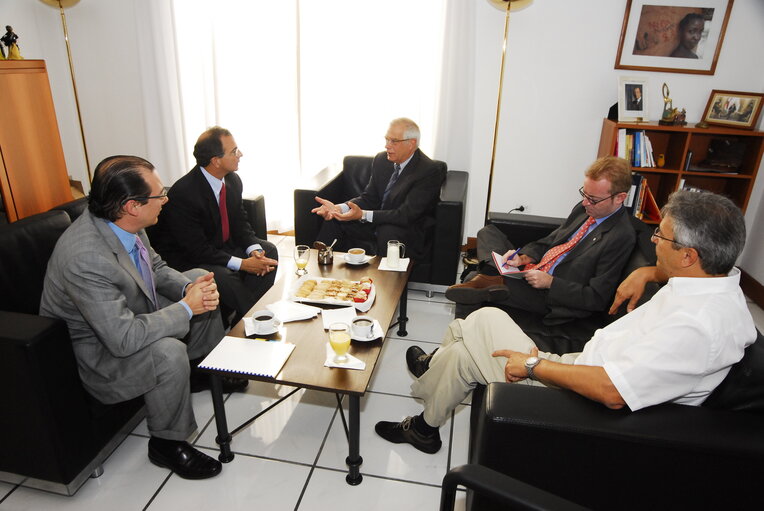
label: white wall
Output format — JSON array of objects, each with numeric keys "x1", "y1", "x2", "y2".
[{"x1": 5, "y1": 0, "x2": 764, "y2": 282}]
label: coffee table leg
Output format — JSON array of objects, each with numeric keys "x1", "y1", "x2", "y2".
[
  {"x1": 396, "y1": 286, "x2": 408, "y2": 337},
  {"x1": 210, "y1": 374, "x2": 234, "y2": 463},
  {"x1": 345, "y1": 395, "x2": 363, "y2": 485}
]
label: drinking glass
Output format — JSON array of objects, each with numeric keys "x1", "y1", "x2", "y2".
[
  {"x1": 294, "y1": 245, "x2": 310, "y2": 275},
  {"x1": 328, "y1": 322, "x2": 351, "y2": 364}
]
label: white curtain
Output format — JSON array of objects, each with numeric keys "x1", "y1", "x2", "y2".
[{"x1": 137, "y1": 0, "x2": 472, "y2": 232}]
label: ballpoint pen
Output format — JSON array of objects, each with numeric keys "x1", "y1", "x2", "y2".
[{"x1": 503, "y1": 247, "x2": 522, "y2": 269}]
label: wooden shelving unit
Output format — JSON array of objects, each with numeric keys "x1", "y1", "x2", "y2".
[{"x1": 598, "y1": 119, "x2": 764, "y2": 217}]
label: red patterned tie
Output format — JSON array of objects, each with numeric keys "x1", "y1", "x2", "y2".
[
  {"x1": 219, "y1": 182, "x2": 230, "y2": 242},
  {"x1": 525, "y1": 216, "x2": 596, "y2": 273}
]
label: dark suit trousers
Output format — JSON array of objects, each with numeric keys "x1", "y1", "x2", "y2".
[
  {"x1": 317, "y1": 219, "x2": 410, "y2": 257},
  {"x1": 198, "y1": 239, "x2": 279, "y2": 319}
]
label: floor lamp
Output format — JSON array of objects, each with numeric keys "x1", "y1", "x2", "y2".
[
  {"x1": 40, "y1": 0, "x2": 92, "y2": 184},
  {"x1": 484, "y1": 0, "x2": 533, "y2": 222}
]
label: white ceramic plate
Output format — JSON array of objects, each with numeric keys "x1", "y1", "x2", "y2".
[{"x1": 343, "y1": 254, "x2": 374, "y2": 265}]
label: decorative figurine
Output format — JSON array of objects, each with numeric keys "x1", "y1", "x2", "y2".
[
  {"x1": 1, "y1": 25, "x2": 23, "y2": 60},
  {"x1": 673, "y1": 108, "x2": 687, "y2": 126},
  {"x1": 659, "y1": 83, "x2": 675, "y2": 125}
]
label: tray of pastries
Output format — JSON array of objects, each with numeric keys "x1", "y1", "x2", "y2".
[{"x1": 290, "y1": 275, "x2": 375, "y2": 312}]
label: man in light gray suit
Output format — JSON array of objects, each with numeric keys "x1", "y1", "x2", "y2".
[{"x1": 40, "y1": 155, "x2": 239, "y2": 480}]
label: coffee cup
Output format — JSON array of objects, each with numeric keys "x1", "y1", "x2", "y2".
[
  {"x1": 251, "y1": 310, "x2": 277, "y2": 334},
  {"x1": 347, "y1": 248, "x2": 366, "y2": 263},
  {"x1": 351, "y1": 317, "x2": 374, "y2": 339}
]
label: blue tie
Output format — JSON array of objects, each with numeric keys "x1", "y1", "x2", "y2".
[{"x1": 382, "y1": 163, "x2": 401, "y2": 207}]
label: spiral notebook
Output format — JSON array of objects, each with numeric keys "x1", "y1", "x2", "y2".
[{"x1": 198, "y1": 336, "x2": 295, "y2": 377}]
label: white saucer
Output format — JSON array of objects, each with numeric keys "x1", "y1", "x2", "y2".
[
  {"x1": 343, "y1": 254, "x2": 373, "y2": 265},
  {"x1": 247, "y1": 319, "x2": 281, "y2": 336},
  {"x1": 350, "y1": 319, "x2": 383, "y2": 342}
]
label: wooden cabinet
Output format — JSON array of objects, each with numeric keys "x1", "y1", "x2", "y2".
[
  {"x1": 0, "y1": 60, "x2": 73, "y2": 222},
  {"x1": 598, "y1": 119, "x2": 764, "y2": 216}
]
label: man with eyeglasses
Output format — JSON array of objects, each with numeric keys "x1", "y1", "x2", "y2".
[
  {"x1": 377, "y1": 190, "x2": 755, "y2": 454},
  {"x1": 311, "y1": 117, "x2": 446, "y2": 260},
  {"x1": 41, "y1": 155, "x2": 234, "y2": 479},
  {"x1": 444, "y1": 156, "x2": 636, "y2": 326},
  {"x1": 152, "y1": 126, "x2": 279, "y2": 326}
]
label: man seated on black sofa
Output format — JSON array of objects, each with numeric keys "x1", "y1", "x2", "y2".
[
  {"x1": 376, "y1": 190, "x2": 756, "y2": 454},
  {"x1": 152, "y1": 126, "x2": 278, "y2": 324},
  {"x1": 310, "y1": 117, "x2": 446, "y2": 260},
  {"x1": 40, "y1": 155, "x2": 245, "y2": 480},
  {"x1": 445, "y1": 156, "x2": 636, "y2": 325}
]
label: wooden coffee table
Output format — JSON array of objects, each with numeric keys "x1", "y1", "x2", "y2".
[{"x1": 204, "y1": 250, "x2": 411, "y2": 485}]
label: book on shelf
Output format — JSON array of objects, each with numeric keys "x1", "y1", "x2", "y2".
[{"x1": 628, "y1": 174, "x2": 661, "y2": 222}]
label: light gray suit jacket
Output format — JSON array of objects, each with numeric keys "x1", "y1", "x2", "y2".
[{"x1": 40, "y1": 210, "x2": 193, "y2": 404}]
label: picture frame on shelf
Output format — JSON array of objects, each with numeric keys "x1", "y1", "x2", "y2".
[
  {"x1": 614, "y1": 0, "x2": 733, "y2": 75},
  {"x1": 700, "y1": 90, "x2": 764, "y2": 130},
  {"x1": 618, "y1": 76, "x2": 649, "y2": 122}
]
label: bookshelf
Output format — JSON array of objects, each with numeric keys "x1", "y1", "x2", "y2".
[{"x1": 598, "y1": 119, "x2": 764, "y2": 222}]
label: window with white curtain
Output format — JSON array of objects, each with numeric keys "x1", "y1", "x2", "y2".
[{"x1": 171, "y1": 0, "x2": 447, "y2": 232}]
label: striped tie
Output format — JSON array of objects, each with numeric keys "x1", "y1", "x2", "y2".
[
  {"x1": 382, "y1": 163, "x2": 401, "y2": 207},
  {"x1": 134, "y1": 235, "x2": 157, "y2": 309}
]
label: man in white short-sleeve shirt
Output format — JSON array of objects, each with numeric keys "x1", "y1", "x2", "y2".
[{"x1": 375, "y1": 190, "x2": 757, "y2": 454}]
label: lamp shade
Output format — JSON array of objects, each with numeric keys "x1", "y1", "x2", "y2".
[{"x1": 487, "y1": 0, "x2": 533, "y2": 11}]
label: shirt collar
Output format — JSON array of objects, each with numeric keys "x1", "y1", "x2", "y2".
[
  {"x1": 200, "y1": 166, "x2": 224, "y2": 202},
  {"x1": 397, "y1": 151, "x2": 415, "y2": 172},
  {"x1": 107, "y1": 220, "x2": 139, "y2": 254},
  {"x1": 667, "y1": 267, "x2": 741, "y2": 295}
]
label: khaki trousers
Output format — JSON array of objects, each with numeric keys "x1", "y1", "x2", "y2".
[{"x1": 411, "y1": 307, "x2": 579, "y2": 427}]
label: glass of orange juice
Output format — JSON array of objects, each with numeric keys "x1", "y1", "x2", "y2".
[
  {"x1": 294, "y1": 245, "x2": 310, "y2": 275},
  {"x1": 328, "y1": 322, "x2": 351, "y2": 364}
]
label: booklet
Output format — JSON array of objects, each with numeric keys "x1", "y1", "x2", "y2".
[
  {"x1": 198, "y1": 336, "x2": 295, "y2": 378},
  {"x1": 491, "y1": 251, "x2": 531, "y2": 279}
]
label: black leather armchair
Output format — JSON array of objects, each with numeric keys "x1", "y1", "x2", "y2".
[
  {"x1": 0, "y1": 204, "x2": 144, "y2": 495},
  {"x1": 468, "y1": 329, "x2": 764, "y2": 511},
  {"x1": 294, "y1": 156, "x2": 468, "y2": 286}
]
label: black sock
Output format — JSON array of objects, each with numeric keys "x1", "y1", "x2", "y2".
[
  {"x1": 414, "y1": 413, "x2": 439, "y2": 435},
  {"x1": 477, "y1": 260, "x2": 499, "y2": 276}
]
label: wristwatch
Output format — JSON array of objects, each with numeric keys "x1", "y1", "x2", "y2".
[{"x1": 524, "y1": 356, "x2": 541, "y2": 380}]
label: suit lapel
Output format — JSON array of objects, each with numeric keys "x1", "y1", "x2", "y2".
[{"x1": 386, "y1": 149, "x2": 421, "y2": 205}]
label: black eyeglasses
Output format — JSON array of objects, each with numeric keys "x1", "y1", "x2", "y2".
[
  {"x1": 121, "y1": 192, "x2": 168, "y2": 205},
  {"x1": 578, "y1": 187, "x2": 620, "y2": 205},
  {"x1": 651, "y1": 227, "x2": 683, "y2": 245}
]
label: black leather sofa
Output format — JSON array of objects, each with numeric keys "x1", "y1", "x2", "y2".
[
  {"x1": 468, "y1": 327, "x2": 764, "y2": 510},
  {"x1": 0, "y1": 200, "x2": 144, "y2": 495},
  {"x1": 294, "y1": 156, "x2": 468, "y2": 286}
]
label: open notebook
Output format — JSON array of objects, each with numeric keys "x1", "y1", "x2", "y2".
[{"x1": 198, "y1": 336, "x2": 295, "y2": 378}]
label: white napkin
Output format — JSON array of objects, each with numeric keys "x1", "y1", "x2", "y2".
[
  {"x1": 379, "y1": 257, "x2": 410, "y2": 272},
  {"x1": 323, "y1": 343, "x2": 366, "y2": 370},
  {"x1": 321, "y1": 306, "x2": 357, "y2": 330},
  {"x1": 266, "y1": 300, "x2": 321, "y2": 323}
]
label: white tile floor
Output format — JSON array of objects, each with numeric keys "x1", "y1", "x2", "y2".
[{"x1": 2, "y1": 235, "x2": 763, "y2": 511}]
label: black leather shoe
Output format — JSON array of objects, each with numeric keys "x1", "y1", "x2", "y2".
[
  {"x1": 190, "y1": 372, "x2": 249, "y2": 394},
  {"x1": 406, "y1": 346, "x2": 437, "y2": 378},
  {"x1": 375, "y1": 416, "x2": 442, "y2": 454},
  {"x1": 148, "y1": 438, "x2": 222, "y2": 479}
]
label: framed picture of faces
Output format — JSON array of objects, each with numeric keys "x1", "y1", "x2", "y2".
[
  {"x1": 701, "y1": 90, "x2": 764, "y2": 130},
  {"x1": 618, "y1": 76, "x2": 649, "y2": 122},
  {"x1": 614, "y1": 0, "x2": 733, "y2": 75}
]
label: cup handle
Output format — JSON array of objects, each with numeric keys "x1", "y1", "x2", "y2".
[{"x1": 400, "y1": 244, "x2": 406, "y2": 259}]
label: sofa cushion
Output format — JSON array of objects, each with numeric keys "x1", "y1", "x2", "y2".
[
  {"x1": 703, "y1": 329, "x2": 764, "y2": 413},
  {"x1": 0, "y1": 210, "x2": 71, "y2": 315}
]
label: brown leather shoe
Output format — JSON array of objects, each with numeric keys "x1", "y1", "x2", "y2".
[{"x1": 445, "y1": 274, "x2": 508, "y2": 304}]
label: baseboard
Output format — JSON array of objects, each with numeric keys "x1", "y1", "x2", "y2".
[{"x1": 740, "y1": 269, "x2": 764, "y2": 309}]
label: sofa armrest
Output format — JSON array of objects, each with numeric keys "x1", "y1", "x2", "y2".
[
  {"x1": 242, "y1": 195, "x2": 267, "y2": 239},
  {"x1": 294, "y1": 166, "x2": 345, "y2": 246},
  {"x1": 471, "y1": 383, "x2": 764, "y2": 510},
  {"x1": 429, "y1": 170, "x2": 468, "y2": 286},
  {"x1": 486, "y1": 212, "x2": 564, "y2": 248},
  {"x1": 441, "y1": 464, "x2": 588, "y2": 511}
]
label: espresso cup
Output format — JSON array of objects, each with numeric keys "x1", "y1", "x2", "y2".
[
  {"x1": 251, "y1": 310, "x2": 276, "y2": 334},
  {"x1": 347, "y1": 248, "x2": 366, "y2": 263},
  {"x1": 351, "y1": 317, "x2": 374, "y2": 339}
]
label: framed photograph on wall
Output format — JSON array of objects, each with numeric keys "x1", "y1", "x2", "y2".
[
  {"x1": 618, "y1": 76, "x2": 649, "y2": 122},
  {"x1": 615, "y1": 0, "x2": 733, "y2": 75},
  {"x1": 701, "y1": 90, "x2": 764, "y2": 130}
]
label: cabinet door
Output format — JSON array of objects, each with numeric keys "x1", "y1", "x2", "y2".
[{"x1": 0, "y1": 61, "x2": 72, "y2": 222}]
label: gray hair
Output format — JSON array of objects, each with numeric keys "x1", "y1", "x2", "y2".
[
  {"x1": 390, "y1": 118, "x2": 420, "y2": 147},
  {"x1": 661, "y1": 190, "x2": 746, "y2": 275}
]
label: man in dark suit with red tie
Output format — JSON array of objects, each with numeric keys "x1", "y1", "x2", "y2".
[
  {"x1": 152, "y1": 127, "x2": 278, "y2": 323},
  {"x1": 311, "y1": 118, "x2": 446, "y2": 261}
]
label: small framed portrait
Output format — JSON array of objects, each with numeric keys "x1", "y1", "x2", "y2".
[
  {"x1": 614, "y1": 0, "x2": 733, "y2": 75},
  {"x1": 618, "y1": 76, "x2": 649, "y2": 122},
  {"x1": 701, "y1": 90, "x2": 764, "y2": 130}
]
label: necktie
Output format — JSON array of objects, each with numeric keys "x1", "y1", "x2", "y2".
[
  {"x1": 219, "y1": 182, "x2": 230, "y2": 242},
  {"x1": 134, "y1": 236, "x2": 157, "y2": 308},
  {"x1": 525, "y1": 216, "x2": 596, "y2": 273},
  {"x1": 382, "y1": 163, "x2": 401, "y2": 207}
]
